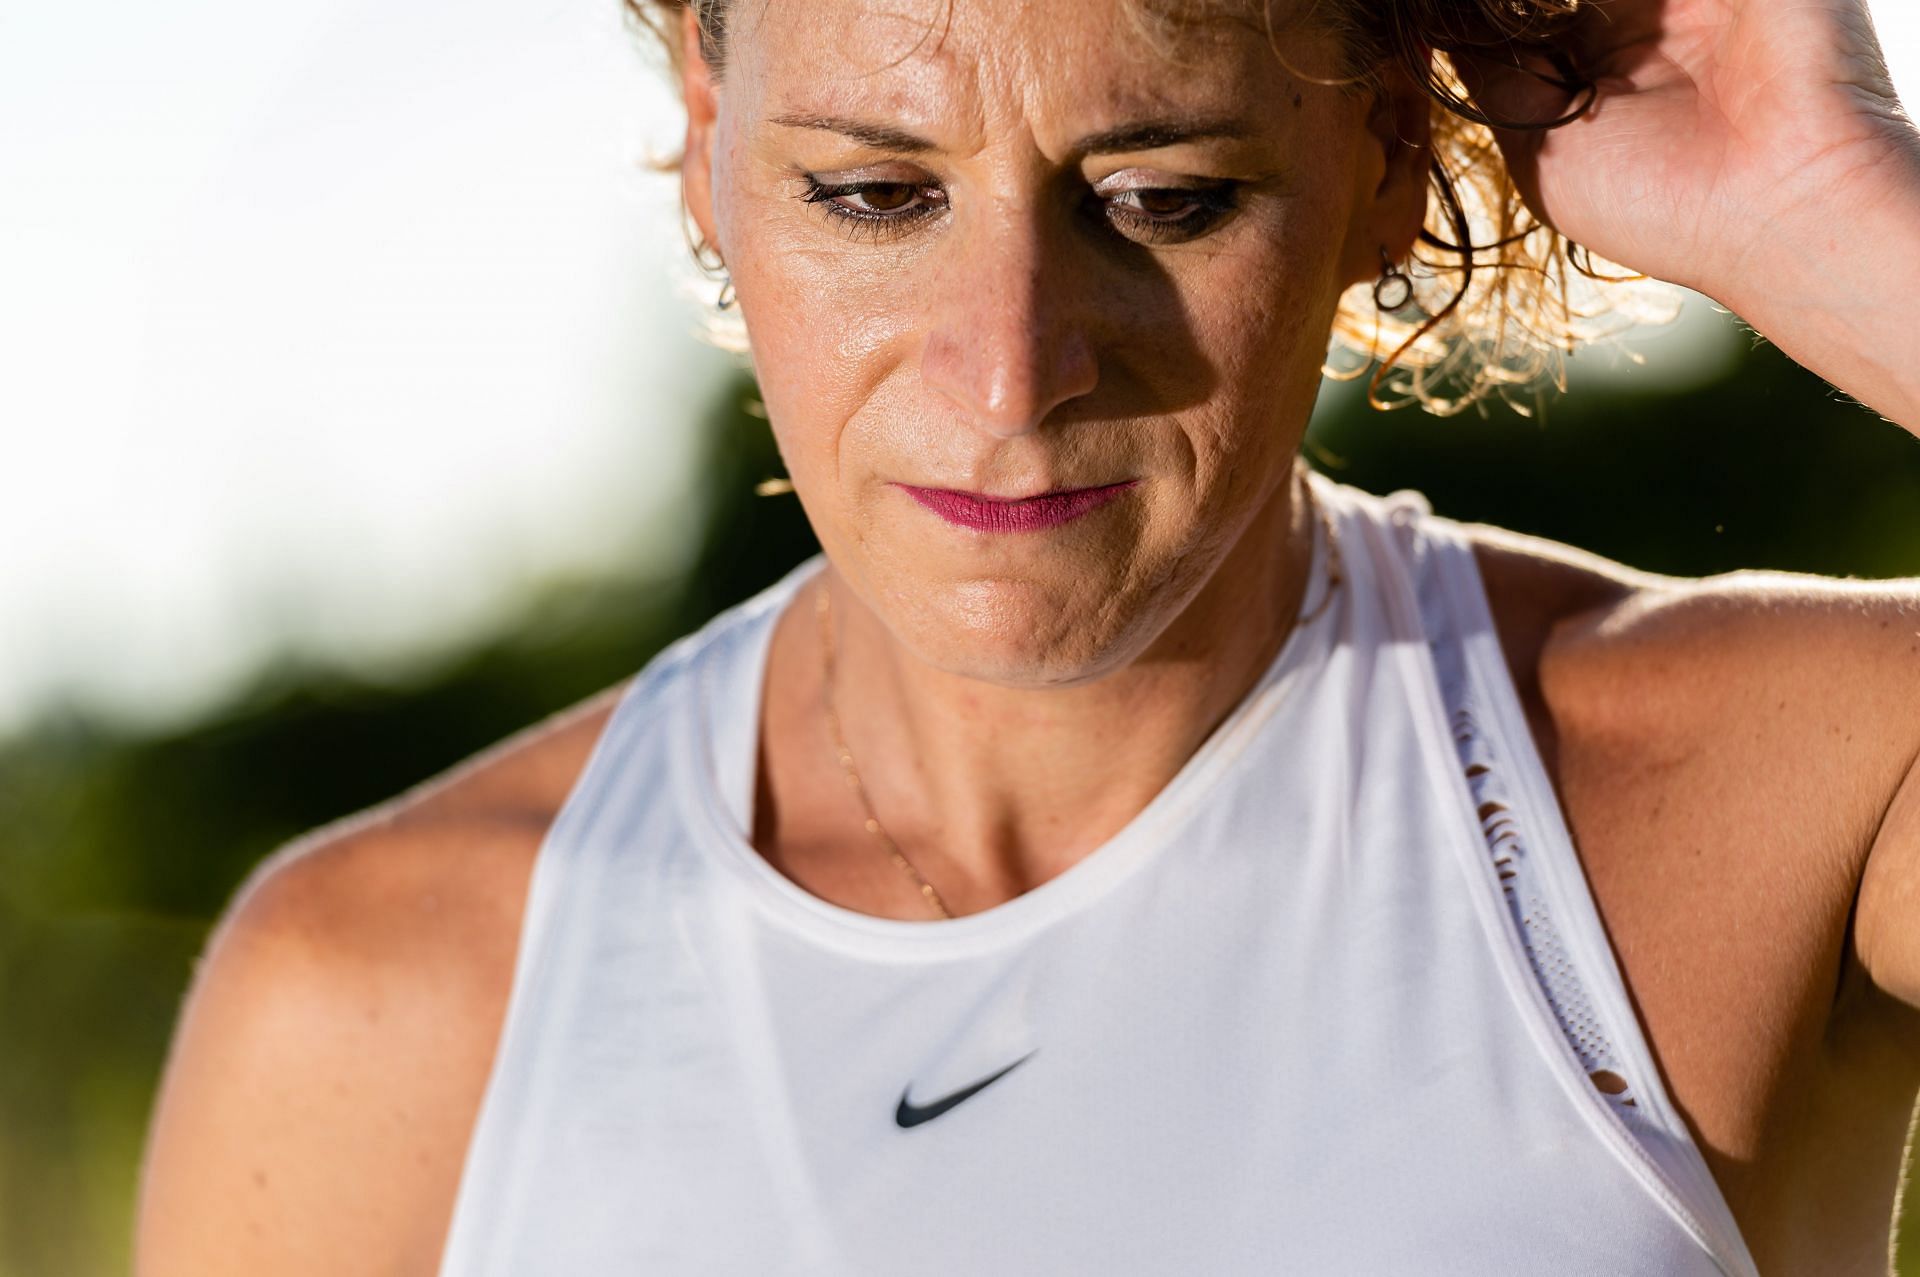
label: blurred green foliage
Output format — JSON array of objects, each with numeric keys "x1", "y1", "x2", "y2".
[
  {"x1": 3, "y1": 318, "x2": 1919, "y2": 1275},
  {"x1": 0, "y1": 383, "x2": 820, "y2": 1276}
]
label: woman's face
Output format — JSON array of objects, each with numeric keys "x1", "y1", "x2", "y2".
[{"x1": 683, "y1": 0, "x2": 1425, "y2": 687}]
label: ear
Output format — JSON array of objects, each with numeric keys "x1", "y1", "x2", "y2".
[
  {"x1": 681, "y1": 7, "x2": 722, "y2": 259},
  {"x1": 1337, "y1": 57, "x2": 1433, "y2": 290}
]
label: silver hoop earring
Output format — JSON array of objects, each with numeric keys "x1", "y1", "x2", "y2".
[
  {"x1": 715, "y1": 274, "x2": 735, "y2": 312},
  {"x1": 1372, "y1": 248, "x2": 1413, "y2": 312}
]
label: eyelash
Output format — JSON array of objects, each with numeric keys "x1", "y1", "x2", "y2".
[
  {"x1": 796, "y1": 175, "x2": 1241, "y2": 246},
  {"x1": 799, "y1": 178, "x2": 947, "y2": 242}
]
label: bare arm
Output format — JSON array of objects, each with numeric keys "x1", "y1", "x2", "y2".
[
  {"x1": 134, "y1": 819, "x2": 535, "y2": 1276},
  {"x1": 1620, "y1": 573, "x2": 1920, "y2": 1019},
  {"x1": 1458, "y1": 0, "x2": 1920, "y2": 1003},
  {"x1": 1460, "y1": 0, "x2": 1920, "y2": 430},
  {"x1": 1854, "y1": 626, "x2": 1920, "y2": 1018}
]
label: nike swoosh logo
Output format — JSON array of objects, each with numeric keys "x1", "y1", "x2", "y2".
[{"x1": 895, "y1": 1050, "x2": 1037, "y2": 1129}]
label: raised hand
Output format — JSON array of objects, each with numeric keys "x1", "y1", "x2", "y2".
[
  {"x1": 1452, "y1": 0, "x2": 1918, "y2": 300},
  {"x1": 1445, "y1": 0, "x2": 1920, "y2": 426}
]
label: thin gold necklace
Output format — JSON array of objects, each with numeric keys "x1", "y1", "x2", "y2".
[
  {"x1": 816, "y1": 582, "x2": 956, "y2": 918},
  {"x1": 815, "y1": 473, "x2": 1343, "y2": 921}
]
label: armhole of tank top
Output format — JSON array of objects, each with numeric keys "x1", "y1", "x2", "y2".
[
  {"x1": 1403, "y1": 512, "x2": 1757, "y2": 1277},
  {"x1": 435, "y1": 664, "x2": 671, "y2": 1276}
]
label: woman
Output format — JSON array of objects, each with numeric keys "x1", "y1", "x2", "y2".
[{"x1": 136, "y1": 0, "x2": 1920, "y2": 1273}]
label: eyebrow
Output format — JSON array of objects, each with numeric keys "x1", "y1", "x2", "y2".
[
  {"x1": 1074, "y1": 117, "x2": 1255, "y2": 155},
  {"x1": 769, "y1": 112, "x2": 936, "y2": 153},
  {"x1": 767, "y1": 111, "x2": 1255, "y2": 157}
]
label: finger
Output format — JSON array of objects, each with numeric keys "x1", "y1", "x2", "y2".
[
  {"x1": 1449, "y1": 46, "x2": 1588, "y2": 131},
  {"x1": 1444, "y1": 0, "x2": 1653, "y2": 129}
]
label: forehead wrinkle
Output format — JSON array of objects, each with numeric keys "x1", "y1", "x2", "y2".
[
  {"x1": 943, "y1": 0, "x2": 1322, "y2": 142},
  {"x1": 763, "y1": 69, "x2": 993, "y2": 159},
  {"x1": 747, "y1": 0, "x2": 1328, "y2": 164},
  {"x1": 742, "y1": 0, "x2": 966, "y2": 87},
  {"x1": 753, "y1": 6, "x2": 1037, "y2": 162},
  {"x1": 740, "y1": 0, "x2": 1315, "y2": 74}
]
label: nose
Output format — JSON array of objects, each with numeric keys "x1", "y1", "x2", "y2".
[{"x1": 920, "y1": 214, "x2": 1099, "y2": 437}]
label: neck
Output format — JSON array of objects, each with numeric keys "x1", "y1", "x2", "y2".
[{"x1": 758, "y1": 464, "x2": 1324, "y2": 919}]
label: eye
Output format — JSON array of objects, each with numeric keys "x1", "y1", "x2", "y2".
[
  {"x1": 1101, "y1": 183, "x2": 1242, "y2": 244},
  {"x1": 836, "y1": 183, "x2": 923, "y2": 213},
  {"x1": 1116, "y1": 189, "x2": 1203, "y2": 219},
  {"x1": 798, "y1": 175, "x2": 947, "y2": 240}
]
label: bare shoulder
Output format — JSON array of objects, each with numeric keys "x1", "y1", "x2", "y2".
[
  {"x1": 1461, "y1": 521, "x2": 1920, "y2": 988},
  {"x1": 135, "y1": 679, "x2": 631, "y2": 1277},
  {"x1": 1462, "y1": 518, "x2": 1920, "y2": 1263},
  {"x1": 1460, "y1": 516, "x2": 1920, "y2": 755}
]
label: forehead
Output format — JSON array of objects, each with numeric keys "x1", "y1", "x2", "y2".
[{"x1": 728, "y1": 0, "x2": 1336, "y2": 140}]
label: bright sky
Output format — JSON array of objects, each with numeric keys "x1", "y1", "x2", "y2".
[
  {"x1": 2, "y1": 2, "x2": 1918, "y2": 740},
  {"x1": 1, "y1": 0, "x2": 729, "y2": 737}
]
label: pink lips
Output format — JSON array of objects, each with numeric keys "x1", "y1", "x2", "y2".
[{"x1": 896, "y1": 480, "x2": 1138, "y2": 533}]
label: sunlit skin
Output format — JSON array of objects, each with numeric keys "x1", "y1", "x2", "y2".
[
  {"x1": 670, "y1": 2, "x2": 1920, "y2": 1260},
  {"x1": 673, "y1": 0, "x2": 1920, "y2": 911},
  {"x1": 130, "y1": 1, "x2": 1920, "y2": 1274},
  {"x1": 682, "y1": 0, "x2": 1430, "y2": 896}
]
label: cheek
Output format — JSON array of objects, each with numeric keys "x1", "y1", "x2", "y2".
[
  {"x1": 1191, "y1": 200, "x2": 1345, "y2": 379},
  {"x1": 732, "y1": 224, "x2": 915, "y2": 481},
  {"x1": 1164, "y1": 215, "x2": 1345, "y2": 472}
]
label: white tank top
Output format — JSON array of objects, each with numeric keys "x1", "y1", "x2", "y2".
[{"x1": 436, "y1": 475, "x2": 1759, "y2": 1276}]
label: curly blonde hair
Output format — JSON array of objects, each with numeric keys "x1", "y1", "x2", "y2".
[{"x1": 625, "y1": 0, "x2": 1680, "y2": 418}]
